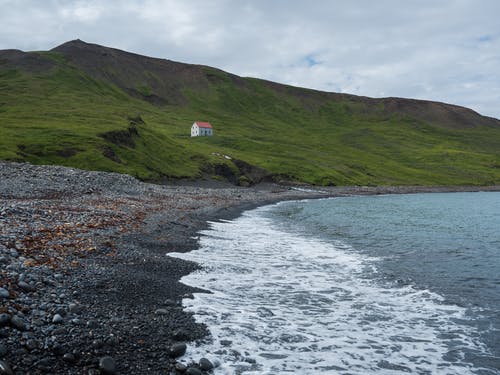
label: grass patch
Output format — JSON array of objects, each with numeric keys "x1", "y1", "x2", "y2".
[{"x1": 2, "y1": 49, "x2": 500, "y2": 185}]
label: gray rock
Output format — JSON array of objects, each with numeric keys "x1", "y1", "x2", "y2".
[
  {"x1": 0, "y1": 288, "x2": 9, "y2": 299},
  {"x1": 168, "y1": 343, "x2": 187, "y2": 358},
  {"x1": 0, "y1": 314, "x2": 10, "y2": 328},
  {"x1": 52, "y1": 327, "x2": 66, "y2": 335},
  {"x1": 54, "y1": 307, "x2": 67, "y2": 317},
  {"x1": 9, "y1": 250, "x2": 19, "y2": 258},
  {"x1": 68, "y1": 303, "x2": 82, "y2": 314},
  {"x1": 62, "y1": 353, "x2": 76, "y2": 363},
  {"x1": 106, "y1": 336, "x2": 119, "y2": 347},
  {"x1": 186, "y1": 368, "x2": 203, "y2": 375},
  {"x1": 10, "y1": 316, "x2": 27, "y2": 331},
  {"x1": 0, "y1": 360, "x2": 13, "y2": 375},
  {"x1": 36, "y1": 357, "x2": 54, "y2": 371},
  {"x1": 220, "y1": 339, "x2": 232, "y2": 346},
  {"x1": 199, "y1": 357, "x2": 214, "y2": 371},
  {"x1": 175, "y1": 362, "x2": 188, "y2": 372},
  {"x1": 52, "y1": 314, "x2": 64, "y2": 324},
  {"x1": 18, "y1": 281, "x2": 35, "y2": 293},
  {"x1": 71, "y1": 318, "x2": 83, "y2": 325},
  {"x1": 0, "y1": 343, "x2": 7, "y2": 357},
  {"x1": 92, "y1": 340, "x2": 104, "y2": 349},
  {"x1": 154, "y1": 308, "x2": 168, "y2": 315},
  {"x1": 24, "y1": 339, "x2": 40, "y2": 351},
  {"x1": 99, "y1": 356, "x2": 116, "y2": 374},
  {"x1": 30, "y1": 309, "x2": 45, "y2": 317},
  {"x1": 86, "y1": 320, "x2": 99, "y2": 328},
  {"x1": 164, "y1": 299, "x2": 177, "y2": 307},
  {"x1": 52, "y1": 344, "x2": 65, "y2": 356},
  {"x1": 172, "y1": 328, "x2": 190, "y2": 341}
]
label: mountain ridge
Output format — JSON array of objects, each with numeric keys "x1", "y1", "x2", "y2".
[
  {"x1": 51, "y1": 39, "x2": 500, "y2": 127},
  {"x1": 2, "y1": 39, "x2": 497, "y2": 127},
  {"x1": 1, "y1": 39, "x2": 500, "y2": 185}
]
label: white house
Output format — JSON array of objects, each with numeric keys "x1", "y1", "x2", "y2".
[{"x1": 191, "y1": 121, "x2": 213, "y2": 137}]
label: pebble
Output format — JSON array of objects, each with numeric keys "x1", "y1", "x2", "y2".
[
  {"x1": 36, "y1": 357, "x2": 53, "y2": 371},
  {"x1": 168, "y1": 343, "x2": 187, "y2": 358},
  {"x1": 106, "y1": 336, "x2": 119, "y2": 347},
  {"x1": 62, "y1": 353, "x2": 76, "y2": 363},
  {"x1": 0, "y1": 343, "x2": 7, "y2": 357},
  {"x1": 0, "y1": 360, "x2": 13, "y2": 375},
  {"x1": 68, "y1": 303, "x2": 82, "y2": 313},
  {"x1": 174, "y1": 362, "x2": 188, "y2": 372},
  {"x1": 18, "y1": 281, "x2": 35, "y2": 293},
  {"x1": 164, "y1": 299, "x2": 177, "y2": 307},
  {"x1": 52, "y1": 327, "x2": 66, "y2": 335},
  {"x1": 154, "y1": 308, "x2": 168, "y2": 315},
  {"x1": 99, "y1": 356, "x2": 116, "y2": 374},
  {"x1": 186, "y1": 368, "x2": 203, "y2": 375},
  {"x1": 71, "y1": 318, "x2": 83, "y2": 325},
  {"x1": 172, "y1": 328, "x2": 190, "y2": 341},
  {"x1": 87, "y1": 320, "x2": 99, "y2": 328},
  {"x1": 0, "y1": 314, "x2": 10, "y2": 328},
  {"x1": 52, "y1": 344, "x2": 65, "y2": 356},
  {"x1": 10, "y1": 316, "x2": 27, "y2": 331},
  {"x1": 25, "y1": 339, "x2": 39, "y2": 351},
  {"x1": 0, "y1": 288, "x2": 9, "y2": 299},
  {"x1": 199, "y1": 357, "x2": 214, "y2": 371},
  {"x1": 54, "y1": 307, "x2": 67, "y2": 317},
  {"x1": 52, "y1": 314, "x2": 64, "y2": 324}
]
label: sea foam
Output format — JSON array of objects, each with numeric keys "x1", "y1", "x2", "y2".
[{"x1": 170, "y1": 204, "x2": 489, "y2": 374}]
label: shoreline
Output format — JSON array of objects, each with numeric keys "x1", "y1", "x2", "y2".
[{"x1": 1, "y1": 161, "x2": 500, "y2": 374}]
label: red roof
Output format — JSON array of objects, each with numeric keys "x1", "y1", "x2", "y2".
[{"x1": 194, "y1": 121, "x2": 212, "y2": 129}]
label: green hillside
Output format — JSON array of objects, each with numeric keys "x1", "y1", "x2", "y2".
[{"x1": 1, "y1": 40, "x2": 500, "y2": 186}]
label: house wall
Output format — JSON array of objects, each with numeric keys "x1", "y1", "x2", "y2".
[
  {"x1": 191, "y1": 124, "x2": 213, "y2": 137},
  {"x1": 191, "y1": 123, "x2": 213, "y2": 137},
  {"x1": 191, "y1": 124, "x2": 199, "y2": 137}
]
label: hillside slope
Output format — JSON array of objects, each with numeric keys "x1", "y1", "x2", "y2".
[{"x1": 1, "y1": 39, "x2": 500, "y2": 185}]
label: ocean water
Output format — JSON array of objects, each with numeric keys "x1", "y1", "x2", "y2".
[{"x1": 170, "y1": 192, "x2": 500, "y2": 374}]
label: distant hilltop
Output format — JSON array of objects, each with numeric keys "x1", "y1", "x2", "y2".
[{"x1": 1, "y1": 39, "x2": 500, "y2": 186}]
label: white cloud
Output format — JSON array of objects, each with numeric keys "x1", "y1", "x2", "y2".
[
  {"x1": 0, "y1": 0, "x2": 499, "y2": 118},
  {"x1": 59, "y1": 1, "x2": 103, "y2": 23}
]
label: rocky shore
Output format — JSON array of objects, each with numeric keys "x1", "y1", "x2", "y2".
[
  {"x1": 0, "y1": 162, "x2": 332, "y2": 374},
  {"x1": 1, "y1": 161, "x2": 499, "y2": 374}
]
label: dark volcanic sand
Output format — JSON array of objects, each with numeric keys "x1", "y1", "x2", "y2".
[{"x1": 1, "y1": 161, "x2": 499, "y2": 374}]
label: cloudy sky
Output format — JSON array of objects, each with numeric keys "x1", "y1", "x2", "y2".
[{"x1": 1, "y1": 0, "x2": 499, "y2": 118}]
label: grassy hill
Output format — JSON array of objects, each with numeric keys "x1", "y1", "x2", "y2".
[{"x1": 1, "y1": 39, "x2": 500, "y2": 186}]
